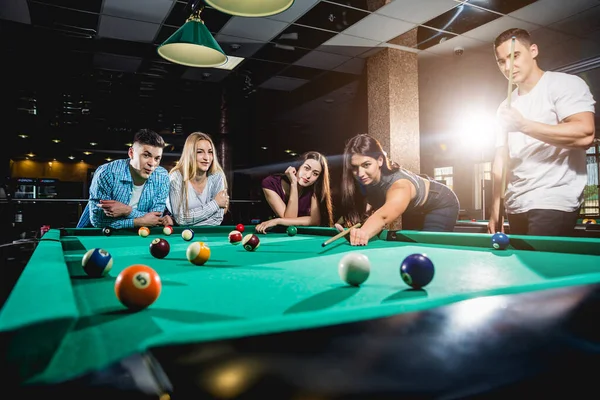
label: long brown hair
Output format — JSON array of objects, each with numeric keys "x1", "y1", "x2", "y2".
[
  {"x1": 341, "y1": 134, "x2": 398, "y2": 227},
  {"x1": 170, "y1": 132, "x2": 228, "y2": 214},
  {"x1": 289, "y1": 151, "x2": 334, "y2": 227}
]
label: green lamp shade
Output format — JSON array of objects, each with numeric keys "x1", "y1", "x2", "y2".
[
  {"x1": 204, "y1": 0, "x2": 294, "y2": 17},
  {"x1": 158, "y1": 19, "x2": 227, "y2": 68}
]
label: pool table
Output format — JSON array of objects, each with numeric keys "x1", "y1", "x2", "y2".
[
  {"x1": 455, "y1": 218, "x2": 600, "y2": 237},
  {"x1": 2, "y1": 225, "x2": 600, "y2": 398}
]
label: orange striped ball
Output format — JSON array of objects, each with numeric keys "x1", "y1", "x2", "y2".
[{"x1": 186, "y1": 241, "x2": 211, "y2": 266}]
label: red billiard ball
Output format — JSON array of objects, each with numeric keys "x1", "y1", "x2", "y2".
[
  {"x1": 149, "y1": 238, "x2": 170, "y2": 259},
  {"x1": 115, "y1": 265, "x2": 161, "y2": 310},
  {"x1": 236, "y1": 223, "x2": 245, "y2": 233},
  {"x1": 229, "y1": 230, "x2": 243, "y2": 245},
  {"x1": 163, "y1": 225, "x2": 173, "y2": 235},
  {"x1": 242, "y1": 234, "x2": 260, "y2": 251}
]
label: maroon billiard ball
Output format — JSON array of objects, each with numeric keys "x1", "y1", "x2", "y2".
[
  {"x1": 149, "y1": 238, "x2": 170, "y2": 259},
  {"x1": 236, "y1": 223, "x2": 245, "y2": 233},
  {"x1": 229, "y1": 230, "x2": 243, "y2": 245},
  {"x1": 242, "y1": 234, "x2": 260, "y2": 251}
]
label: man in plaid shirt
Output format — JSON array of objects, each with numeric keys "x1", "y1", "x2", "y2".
[{"x1": 77, "y1": 129, "x2": 172, "y2": 229}]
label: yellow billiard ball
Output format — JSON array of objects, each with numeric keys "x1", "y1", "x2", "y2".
[{"x1": 186, "y1": 241, "x2": 211, "y2": 265}]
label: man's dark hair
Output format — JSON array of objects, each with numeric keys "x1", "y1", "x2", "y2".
[
  {"x1": 133, "y1": 129, "x2": 165, "y2": 148},
  {"x1": 494, "y1": 28, "x2": 533, "y2": 50}
]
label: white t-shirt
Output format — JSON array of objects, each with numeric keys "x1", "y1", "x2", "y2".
[
  {"x1": 495, "y1": 71, "x2": 596, "y2": 214},
  {"x1": 129, "y1": 183, "x2": 145, "y2": 210}
]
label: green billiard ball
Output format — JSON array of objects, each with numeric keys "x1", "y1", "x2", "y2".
[{"x1": 286, "y1": 226, "x2": 297, "y2": 236}]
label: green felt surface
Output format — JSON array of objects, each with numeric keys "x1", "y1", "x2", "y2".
[{"x1": 2, "y1": 226, "x2": 600, "y2": 384}]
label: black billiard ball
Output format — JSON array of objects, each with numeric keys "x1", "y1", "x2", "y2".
[
  {"x1": 149, "y1": 238, "x2": 170, "y2": 259},
  {"x1": 400, "y1": 253, "x2": 434, "y2": 289},
  {"x1": 103, "y1": 227, "x2": 113, "y2": 236}
]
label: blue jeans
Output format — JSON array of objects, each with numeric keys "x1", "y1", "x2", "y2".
[{"x1": 402, "y1": 181, "x2": 459, "y2": 232}]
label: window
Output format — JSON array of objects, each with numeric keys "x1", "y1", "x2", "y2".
[
  {"x1": 434, "y1": 166, "x2": 453, "y2": 191},
  {"x1": 582, "y1": 143, "x2": 599, "y2": 215},
  {"x1": 474, "y1": 162, "x2": 492, "y2": 212}
]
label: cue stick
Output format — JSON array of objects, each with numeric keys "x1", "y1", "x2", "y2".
[
  {"x1": 322, "y1": 223, "x2": 362, "y2": 247},
  {"x1": 497, "y1": 36, "x2": 516, "y2": 232}
]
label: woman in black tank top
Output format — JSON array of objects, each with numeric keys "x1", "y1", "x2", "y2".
[{"x1": 337, "y1": 134, "x2": 459, "y2": 246}]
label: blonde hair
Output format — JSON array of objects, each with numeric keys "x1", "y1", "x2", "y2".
[{"x1": 170, "y1": 132, "x2": 228, "y2": 214}]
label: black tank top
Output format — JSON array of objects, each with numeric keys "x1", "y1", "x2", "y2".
[{"x1": 364, "y1": 168, "x2": 427, "y2": 213}]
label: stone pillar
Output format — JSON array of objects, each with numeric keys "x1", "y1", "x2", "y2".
[{"x1": 366, "y1": 28, "x2": 420, "y2": 229}]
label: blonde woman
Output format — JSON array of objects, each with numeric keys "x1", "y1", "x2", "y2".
[{"x1": 168, "y1": 132, "x2": 229, "y2": 226}]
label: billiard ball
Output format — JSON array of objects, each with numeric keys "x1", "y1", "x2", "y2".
[
  {"x1": 491, "y1": 232, "x2": 510, "y2": 250},
  {"x1": 181, "y1": 228, "x2": 195, "y2": 241},
  {"x1": 114, "y1": 265, "x2": 161, "y2": 310},
  {"x1": 242, "y1": 234, "x2": 260, "y2": 251},
  {"x1": 149, "y1": 238, "x2": 170, "y2": 259},
  {"x1": 236, "y1": 223, "x2": 245, "y2": 233},
  {"x1": 82, "y1": 248, "x2": 113, "y2": 277},
  {"x1": 338, "y1": 252, "x2": 370, "y2": 286},
  {"x1": 286, "y1": 226, "x2": 297, "y2": 236},
  {"x1": 102, "y1": 227, "x2": 113, "y2": 236},
  {"x1": 186, "y1": 241, "x2": 211, "y2": 265},
  {"x1": 229, "y1": 230, "x2": 243, "y2": 245},
  {"x1": 163, "y1": 225, "x2": 173, "y2": 235},
  {"x1": 138, "y1": 226, "x2": 150, "y2": 237},
  {"x1": 583, "y1": 218, "x2": 597, "y2": 224},
  {"x1": 400, "y1": 253, "x2": 434, "y2": 289}
]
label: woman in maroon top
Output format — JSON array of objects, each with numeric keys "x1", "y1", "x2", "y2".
[{"x1": 256, "y1": 151, "x2": 334, "y2": 233}]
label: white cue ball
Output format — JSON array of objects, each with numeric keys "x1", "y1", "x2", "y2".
[{"x1": 338, "y1": 253, "x2": 371, "y2": 286}]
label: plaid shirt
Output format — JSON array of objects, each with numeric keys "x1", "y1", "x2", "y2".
[{"x1": 77, "y1": 159, "x2": 170, "y2": 229}]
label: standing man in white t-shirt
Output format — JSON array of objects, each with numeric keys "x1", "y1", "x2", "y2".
[
  {"x1": 488, "y1": 28, "x2": 596, "y2": 236},
  {"x1": 77, "y1": 129, "x2": 174, "y2": 230}
]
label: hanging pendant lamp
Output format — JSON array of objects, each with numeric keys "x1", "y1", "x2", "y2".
[
  {"x1": 158, "y1": 9, "x2": 227, "y2": 68},
  {"x1": 204, "y1": 0, "x2": 294, "y2": 17}
]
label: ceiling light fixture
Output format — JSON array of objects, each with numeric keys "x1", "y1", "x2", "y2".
[
  {"x1": 157, "y1": 5, "x2": 227, "y2": 68},
  {"x1": 204, "y1": 0, "x2": 294, "y2": 17}
]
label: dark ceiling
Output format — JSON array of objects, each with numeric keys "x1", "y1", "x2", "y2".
[{"x1": 1, "y1": 0, "x2": 599, "y2": 170}]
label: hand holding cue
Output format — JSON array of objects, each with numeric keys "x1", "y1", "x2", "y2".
[
  {"x1": 322, "y1": 223, "x2": 362, "y2": 247},
  {"x1": 498, "y1": 36, "x2": 516, "y2": 231}
]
